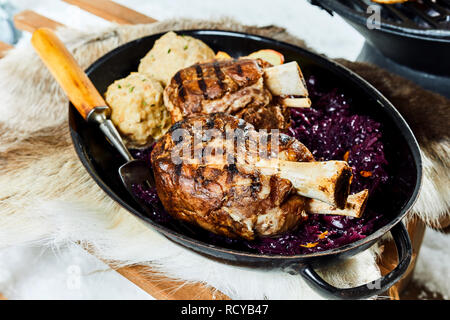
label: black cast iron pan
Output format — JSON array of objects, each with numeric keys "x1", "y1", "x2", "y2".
[{"x1": 68, "y1": 30, "x2": 422, "y2": 299}]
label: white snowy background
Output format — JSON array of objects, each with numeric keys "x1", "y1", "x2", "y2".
[{"x1": 0, "y1": 0, "x2": 448, "y2": 300}]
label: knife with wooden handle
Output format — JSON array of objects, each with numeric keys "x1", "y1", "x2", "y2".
[
  {"x1": 31, "y1": 28, "x2": 107, "y2": 120},
  {"x1": 31, "y1": 27, "x2": 132, "y2": 161}
]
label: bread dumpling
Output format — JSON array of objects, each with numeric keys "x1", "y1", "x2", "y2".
[
  {"x1": 138, "y1": 31, "x2": 215, "y2": 86},
  {"x1": 105, "y1": 72, "x2": 171, "y2": 147}
]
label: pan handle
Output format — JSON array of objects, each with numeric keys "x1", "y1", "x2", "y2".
[{"x1": 297, "y1": 222, "x2": 412, "y2": 300}]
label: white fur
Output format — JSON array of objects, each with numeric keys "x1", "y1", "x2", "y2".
[
  {"x1": 413, "y1": 228, "x2": 450, "y2": 299},
  {"x1": 0, "y1": 199, "x2": 382, "y2": 299},
  {"x1": 411, "y1": 149, "x2": 450, "y2": 225}
]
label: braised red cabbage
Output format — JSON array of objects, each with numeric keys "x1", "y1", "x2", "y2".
[{"x1": 131, "y1": 75, "x2": 390, "y2": 255}]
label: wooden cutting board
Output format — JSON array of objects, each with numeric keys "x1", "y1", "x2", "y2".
[
  {"x1": 14, "y1": 10, "x2": 63, "y2": 33},
  {"x1": 63, "y1": 0, "x2": 157, "y2": 24}
]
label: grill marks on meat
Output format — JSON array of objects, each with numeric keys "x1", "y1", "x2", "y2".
[
  {"x1": 164, "y1": 59, "x2": 289, "y2": 130},
  {"x1": 173, "y1": 72, "x2": 186, "y2": 102},
  {"x1": 213, "y1": 62, "x2": 226, "y2": 91},
  {"x1": 151, "y1": 113, "x2": 312, "y2": 240}
]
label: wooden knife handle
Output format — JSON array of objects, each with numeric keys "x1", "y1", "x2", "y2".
[{"x1": 31, "y1": 28, "x2": 106, "y2": 120}]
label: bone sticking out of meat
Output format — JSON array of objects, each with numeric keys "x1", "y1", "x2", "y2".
[
  {"x1": 164, "y1": 59, "x2": 271, "y2": 124},
  {"x1": 254, "y1": 159, "x2": 352, "y2": 209},
  {"x1": 280, "y1": 97, "x2": 311, "y2": 109},
  {"x1": 203, "y1": 159, "x2": 358, "y2": 216},
  {"x1": 164, "y1": 58, "x2": 311, "y2": 130},
  {"x1": 151, "y1": 113, "x2": 314, "y2": 240},
  {"x1": 263, "y1": 61, "x2": 308, "y2": 97},
  {"x1": 306, "y1": 189, "x2": 369, "y2": 218},
  {"x1": 185, "y1": 158, "x2": 362, "y2": 218},
  {"x1": 152, "y1": 114, "x2": 361, "y2": 240}
]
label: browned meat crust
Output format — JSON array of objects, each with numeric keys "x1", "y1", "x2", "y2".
[
  {"x1": 163, "y1": 59, "x2": 290, "y2": 130},
  {"x1": 151, "y1": 113, "x2": 313, "y2": 240},
  {"x1": 237, "y1": 104, "x2": 291, "y2": 131}
]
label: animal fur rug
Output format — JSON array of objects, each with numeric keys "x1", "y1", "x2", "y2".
[{"x1": 0, "y1": 18, "x2": 448, "y2": 300}]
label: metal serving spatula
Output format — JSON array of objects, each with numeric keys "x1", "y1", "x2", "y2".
[{"x1": 31, "y1": 28, "x2": 154, "y2": 204}]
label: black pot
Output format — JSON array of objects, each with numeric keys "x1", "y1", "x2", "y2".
[
  {"x1": 309, "y1": 0, "x2": 450, "y2": 97},
  {"x1": 69, "y1": 30, "x2": 422, "y2": 299},
  {"x1": 310, "y1": 0, "x2": 450, "y2": 75}
]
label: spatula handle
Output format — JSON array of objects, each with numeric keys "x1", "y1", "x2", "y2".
[{"x1": 31, "y1": 28, "x2": 106, "y2": 120}]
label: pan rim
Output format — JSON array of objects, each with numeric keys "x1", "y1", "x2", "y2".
[{"x1": 69, "y1": 29, "x2": 422, "y2": 262}]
